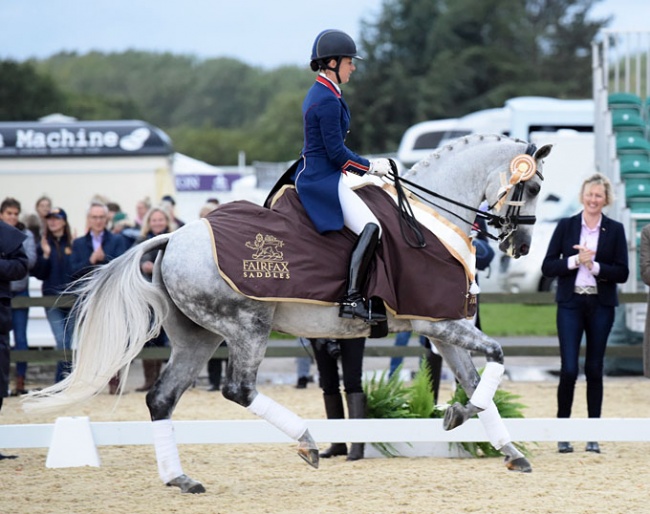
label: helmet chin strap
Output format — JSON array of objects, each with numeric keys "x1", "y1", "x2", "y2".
[{"x1": 325, "y1": 57, "x2": 342, "y2": 84}]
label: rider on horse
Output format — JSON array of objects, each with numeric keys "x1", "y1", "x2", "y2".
[{"x1": 293, "y1": 29, "x2": 391, "y2": 325}]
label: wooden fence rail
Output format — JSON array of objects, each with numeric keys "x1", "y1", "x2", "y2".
[{"x1": 9, "y1": 293, "x2": 646, "y2": 363}]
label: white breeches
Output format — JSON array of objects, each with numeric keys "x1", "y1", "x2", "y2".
[{"x1": 338, "y1": 177, "x2": 382, "y2": 237}]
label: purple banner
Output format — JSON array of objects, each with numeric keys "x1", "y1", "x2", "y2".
[{"x1": 175, "y1": 173, "x2": 243, "y2": 192}]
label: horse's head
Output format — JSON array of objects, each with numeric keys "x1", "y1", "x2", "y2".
[{"x1": 485, "y1": 142, "x2": 553, "y2": 258}]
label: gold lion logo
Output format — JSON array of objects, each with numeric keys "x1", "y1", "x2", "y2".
[{"x1": 245, "y1": 233, "x2": 285, "y2": 261}]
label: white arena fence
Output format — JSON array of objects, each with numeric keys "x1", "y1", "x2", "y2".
[{"x1": 2, "y1": 418, "x2": 650, "y2": 449}]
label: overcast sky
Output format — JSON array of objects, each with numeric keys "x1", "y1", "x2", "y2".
[{"x1": 0, "y1": 0, "x2": 647, "y2": 69}]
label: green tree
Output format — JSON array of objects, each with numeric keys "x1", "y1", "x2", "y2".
[
  {"x1": 0, "y1": 60, "x2": 65, "y2": 120},
  {"x1": 347, "y1": 0, "x2": 609, "y2": 154},
  {"x1": 37, "y1": 51, "x2": 197, "y2": 126},
  {"x1": 169, "y1": 126, "x2": 261, "y2": 166},
  {"x1": 250, "y1": 89, "x2": 305, "y2": 162}
]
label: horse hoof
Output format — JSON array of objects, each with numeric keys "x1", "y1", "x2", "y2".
[
  {"x1": 443, "y1": 402, "x2": 466, "y2": 431},
  {"x1": 298, "y1": 447, "x2": 319, "y2": 469},
  {"x1": 505, "y1": 456, "x2": 532, "y2": 473},
  {"x1": 166, "y1": 474, "x2": 207, "y2": 494}
]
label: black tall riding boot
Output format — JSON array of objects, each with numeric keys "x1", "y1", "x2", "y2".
[
  {"x1": 346, "y1": 392, "x2": 366, "y2": 461},
  {"x1": 339, "y1": 223, "x2": 386, "y2": 324},
  {"x1": 320, "y1": 393, "x2": 348, "y2": 458}
]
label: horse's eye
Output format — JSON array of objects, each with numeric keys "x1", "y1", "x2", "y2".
[{"x1": 527, "y1": 182, "x2": 541, "y2": 197}]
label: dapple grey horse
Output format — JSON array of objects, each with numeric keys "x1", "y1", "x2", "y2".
[{"x1": 25, "y1": 134, "x2": 552, "y2": 493}]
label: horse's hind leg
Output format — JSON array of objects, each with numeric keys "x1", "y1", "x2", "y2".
[
  {"x1": 146, "y1": 307, "x2": 222, "y2": 494},
  {"x1": 430, "y1": 340, "x2": 531, "y2": 473},
  {"x1": 220, "y1": 326, "x2": 319, "y2": 469}
]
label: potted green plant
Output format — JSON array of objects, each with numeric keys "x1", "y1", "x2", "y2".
[{"x1": 364, "y1": 361, "x2": 529, "y2": 458}]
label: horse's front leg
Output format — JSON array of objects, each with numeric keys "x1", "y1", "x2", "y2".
[
  {"x1": 222, "y1": 331, "x2": 319, "y2": 469},
  {"x1": 416, "y1": 319, "x2": 505, "y2": 428},
  {"x1": 427, "y1": 335, "x2": 532, "y2": 472}
]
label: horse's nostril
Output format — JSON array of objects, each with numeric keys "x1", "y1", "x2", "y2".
[{"x1": 520, "y1": 244, "x2": 530, "y2": 255}]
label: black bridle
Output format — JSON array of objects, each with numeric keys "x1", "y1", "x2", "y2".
[{"x1": 388, "y1": 143, "x2": 543, "y2": 247}]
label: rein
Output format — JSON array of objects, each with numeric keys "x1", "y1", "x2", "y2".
[
  {"x1": 390, "y1": 160, "x2": 427, "y2": 248},
  {"x1": 387, "y1": 144, "x2": 542, "y2": 244}
]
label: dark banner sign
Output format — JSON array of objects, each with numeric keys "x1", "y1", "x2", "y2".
[{"x1": 0, "y1": 120, "x2": 173, "y2": 157}]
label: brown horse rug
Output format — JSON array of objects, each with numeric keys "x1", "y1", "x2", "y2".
[{"x1": 204, "y1": 183, "x2": 477, "y2": 321}]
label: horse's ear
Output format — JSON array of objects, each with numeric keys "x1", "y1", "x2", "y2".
[{"x1": 534, "y1": 144, "x2": 553, "y2": 161}]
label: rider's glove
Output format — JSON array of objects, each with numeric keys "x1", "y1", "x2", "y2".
[{"x1": 369, "y1": 158, "x2": 391, "y2": 177}]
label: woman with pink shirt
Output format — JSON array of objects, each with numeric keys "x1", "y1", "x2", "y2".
[{"x1": 541, "y1": 173, "x2": 629, "y2": 454}]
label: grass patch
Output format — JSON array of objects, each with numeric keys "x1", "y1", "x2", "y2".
[{"x1": 479, "y1": 303, "x2": 557, "y2": 337}]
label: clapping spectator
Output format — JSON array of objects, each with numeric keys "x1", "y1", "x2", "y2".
[
  {"x1": 69, "y1": 201, "x2": 129, "y2": 392},
  {"x1": 31, "y1": 207, "x2": 75, "y2": 383}
]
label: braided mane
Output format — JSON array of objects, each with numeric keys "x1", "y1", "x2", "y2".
[{"x1": 407, "y1": 134, "x2": 528, "y2": 178}]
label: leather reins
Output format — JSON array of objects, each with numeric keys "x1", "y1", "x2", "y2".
[{"x1": 387, "y1": 143, "x2": 543, "y2": 245}]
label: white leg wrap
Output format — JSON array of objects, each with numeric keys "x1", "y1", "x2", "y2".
[
  {"x1": 247, "y1": 393, "x2": 307, "y2": 440},
  {"x1": 152, "y1": 419, "x2": 183, "y2": 483},
  {"x1": 469, "y1": 362, "x2": 504, "y2": 410},
  {"x1": 477, "y1": 401, "x2": 511, "y2": 449}
]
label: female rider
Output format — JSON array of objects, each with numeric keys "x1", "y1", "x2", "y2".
[{"x1": 293, "y1": 29, "x2": 391, "y2": 324}]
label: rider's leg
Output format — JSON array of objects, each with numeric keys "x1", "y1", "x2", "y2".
[{"x1": 337, "y1": 180, "x2": 386, "y2": 323}]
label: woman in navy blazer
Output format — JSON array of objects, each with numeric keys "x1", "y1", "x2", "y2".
[
  {"x1": 541, "y1": 173, "x2": 628, "y2": 454},
  {"x1": 293, "y1": 29, "x2": 391, "y2": 325}
]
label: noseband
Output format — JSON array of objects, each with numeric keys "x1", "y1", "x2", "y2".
[{"x1": 485, "y1": 143, "x2": 542, "y2": 242}]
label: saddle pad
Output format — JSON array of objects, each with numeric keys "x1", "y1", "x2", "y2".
[{"x1": 205, "y1": 184, "x2": 476, "y2": 321}]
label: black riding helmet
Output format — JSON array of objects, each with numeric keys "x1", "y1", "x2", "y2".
[{"x1": 310, "y1": 29, "x2": 363, "y2": 83}]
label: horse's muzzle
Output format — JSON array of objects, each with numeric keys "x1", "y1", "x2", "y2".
[{"x1": 499, "y1": 240, "x2": 530, "y2": 258}]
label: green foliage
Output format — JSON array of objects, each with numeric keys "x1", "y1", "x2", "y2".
[
  {"x1": 0, "y1": 60, "x2": 65, "y2": 120},
  {"x1": 365, "y1": 362, "x2": 529, "y2": 458},
  {"x1": 33, "y1": 51, "x2": 312, "y2": 163},
  {"x1": 11, "y1": 0, "x2": 608, "y2": 160},
  {"x1": 404, "y1": 360, "x2": 436, "y2": 418},
  {"x1": 347, "y1": 0, "x2": 608, "y2": 153},
  {"x1": 168, "y1": 126, "x2": 255, "y2": 166},
  {"x1": 364, "y1": 367, "x2": 415, "y2": 419}
]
